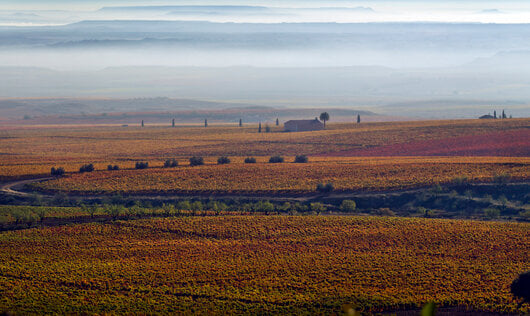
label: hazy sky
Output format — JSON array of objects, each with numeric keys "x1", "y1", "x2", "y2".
[
  {"x1": 1, "y1": 1, "x2": 530, "y2": 117},
  {"x1": 2, "y1": 1, "x2": 530, "y2": 24}
]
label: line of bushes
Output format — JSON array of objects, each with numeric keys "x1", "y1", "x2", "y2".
[
  {"x1": 50, "y1": 167, "x2": 65, "y2": 176},
  {"x1": 0, "y1": 199, "x2": 357, "y2": 230},
  {"x1": 51, "y1": 155, "x2": 311, "y2": 176},
  {"x1": 79, "y1": 164, "x2": 94, "y2": 173},
  {"x1": 164, "y1": 159, "x2": 178, "y2": 168},
  {"x1": 135, "y1": 162, "x2": 149, "y2": 169}
]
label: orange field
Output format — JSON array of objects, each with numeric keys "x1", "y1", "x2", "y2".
[
  {"x1": 1, "y1": 118, "x2": 529, "y2": 314},
  {"x1": 0, "y1": 216, "x2": 528, "y2": 314},
  {"x1": 31, "y1": 157, "x2": 530, "y2": 195},
  {"x1": 0, "y1": 118, "x2": 528, "y2": 181}
]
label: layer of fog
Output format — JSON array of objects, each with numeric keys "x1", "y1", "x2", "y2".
[
  {"x1": 2, "y1": 59, "x2": 530, "y2": 119},
  {"x1": 1, "y1": 2, "x2": 530, "y2": 119},
  {"x1": 2, "y1": 22, "x2": 530, "y2": 70}
]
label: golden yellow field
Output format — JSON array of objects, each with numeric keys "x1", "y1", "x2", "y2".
[
  {"x1": 1, "y1": 119, "x2": 529, "y2": 314},
  {"x1": 0, "y1": 118, "x2": 528, "y2": 181},
  {"x1": 0, "y1": 118, "x2": 527, "y2": 197},
  {"x1": 0, "y1": 216, "x2": 528, "y2": 314},
  {"x1": 32, "y1": 156, "x2": 529, "y2": 195}
]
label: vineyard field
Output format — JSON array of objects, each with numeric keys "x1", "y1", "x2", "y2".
[
  {"x1": 327, "y1": 129, "x2": 530, "y2": 157},
  {"x1": 0, "y1": 216, "x2": 528, "y2": 314},
  {"x1": 31, "y1": 157, "x2": 530, "y2": 195},
  {"x1": 0, "y1": 118, "x2": 528, "y2": 181}
]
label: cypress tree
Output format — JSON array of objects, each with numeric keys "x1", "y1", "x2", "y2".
[
  {"x1": 239, "y1": 118, "x2": 242, "y2": 127},
  {"x1": 258, "y1": 122, "x2": 262, "y2": 133},
  {"x1": 276, "y1": 118, "x2": 279, "y2": 126},
  {"x1": 357, "y1": 114, "x2": 361, "y2": 124},
  {"x1": 205, "y1": 119, "x2": 208, "y2": 127},
  {"x1": 172, "y1": 118, "x2": 175, "y2": 127},
  {"x1": 141, "y1": 120, "x2": 144, "y2": 127}
]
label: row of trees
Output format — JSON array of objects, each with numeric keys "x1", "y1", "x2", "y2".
[
  {"x1": 0, "y1": 199, "x2": 356, "y2": 229},
  {"x1": 149, "y1": 155, "x2": 311, "y2": 168},
  {"x1": 270, "y1": 155, "x2": 311, "y2": 163},
  {"x1": 494, "y1": 110, "x2": 510, "y2": 119},
  {"x1": 50, "y1": 155, "x2": 312, "y2": 176},
  {"x1": 139, "y1": 113, "x2": 363, "y2": 129},
  {"x1": 90, "y1": 199, "x2": 356, "y2": 218},
  {"x1": 190, "y1": 155, "x2": 310, "y2": 165},
  {"x1": 481, "y1": 109, "x2": 513, "y2": 119},
  {"x1": 0, "y1": 199, "x2": 357, "y2": 230},
  {"x1": 140, "y1": 118, "x2": 282, "y2": 128}
]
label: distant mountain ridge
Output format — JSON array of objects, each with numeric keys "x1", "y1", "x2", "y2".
[{"x1": 98, "y1": 5, "x2": 271, "y2": 12}]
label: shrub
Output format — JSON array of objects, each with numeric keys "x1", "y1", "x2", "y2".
[
  {"x1": 423, "y1": 208, "x2": 434, "y2": 218},
  {"x1": 279, "y1": 202, "x2": 292, "y2": 213},
  {"x1": 191, "y1": 201, "x2": 203, "y2": 211},
  {"x1": 372, "y1": 208, "x2": 396, "y2": 217},
  {"x1": 244, "y1": 157, "x2": 257, "y2": 163},
  {"x1": 340, "y1": 200, "x2": 356, "y2": 212},
  {"x1": 177, "y1": 200, "x2": 191, "y2": 211},
  {"x1": 255, "y1": 201, "x2": 274, "y2": 214},
  {"x1": 511, "y1": 271, "x2": 530, "y2": 303},
  {"x1": 265, "y1": 125, "x2": 271, "y2": 133},
  {"x1": 293, "y1": 202, "x2": 308, "y2": 213},
  {"x1": 81, "y1": 204, "x2": 99, "y2": 218},
  {"x1": 294, "y1": 155, "x2": 308, "y2": 163},
  {"x1": 106, "y1": 204, "x2": 123, "y2": 220},
  {"x1": 269, "y1": 156, "x2": 284, "y2": 163},
  {"x1": 217, "y1": 156, "x2": 231, "y2": 165},
  {"x1": 316, "y1": 182, "x2": 334, "y2": 193},
  {"x1": 107, "y1": 165, "x2": 119, "y2": 171},
  {"x1": 207, "y1": 201, "x2": 228, "y2": 213},
  {"x1": 113, "y1": 165, "x2": 119, "y2": 170},
  {"x1": 79, "y1": 164, "x2": 94, "y2": 173},
  {"x1": 135, "y1": 162, "x2": 149, "y2": 169},
  {"x1": 162, "y1": 203, "x2": 175, "y2": 216},
  {"x1": 50, "y1": 167, "x2": 65, "y2": 176},
  {"x1": 164, "y1": 159, "x2": 179, "y2": 168},
  {"x1": 189, "y1": 157, "x2": 204, "y2": 166},
  {"x1": 310, "y1": 202, "x2": 326, "y2": 214},
  {"x1": 483, "y1": 207, "x2": 500, "y2": 219}
]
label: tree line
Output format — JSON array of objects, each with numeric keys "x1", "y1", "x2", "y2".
[{"x1": 50, "y1": 155, "x2": 314, "y2": 176}]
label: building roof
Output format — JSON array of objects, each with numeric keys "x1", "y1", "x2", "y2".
[
  {"x1": 284, "y1": 119, "x2": 323, "y2": 125},
  {"x1": 284, "y1": 118, "x2": 324, "y2": 132}
]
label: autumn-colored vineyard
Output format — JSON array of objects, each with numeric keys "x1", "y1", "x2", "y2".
[
  {"x1": 0, "y1": 216, "x2": 527, "y2": 314},
  {"x1": 326, "y1": 129, "x2": 530, "y2": 157},
  {"x1": 0, "y1": 118, "x2": 528, "y2": 181},
  {"x1": 30, "y1": 157, "x2": 528, "y2": 195}
]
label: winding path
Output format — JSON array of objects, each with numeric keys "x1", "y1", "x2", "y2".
[
  {"x1": 0, "y1": 177, "x2": 54, "y2": 197},
  {"x1": 1, "y1": 176, "x2": 528, "y2": 212}
]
